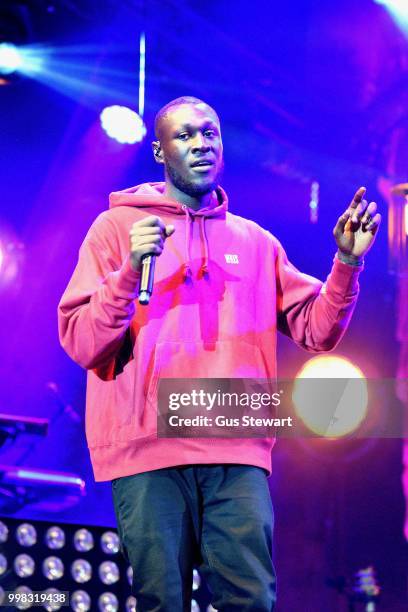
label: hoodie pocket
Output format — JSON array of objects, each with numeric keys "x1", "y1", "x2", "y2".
[{"x1": 143, "y1": 339, "x2": 271, "y2": 430}]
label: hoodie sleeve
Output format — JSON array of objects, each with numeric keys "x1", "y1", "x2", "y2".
[
  {"x1": 58, "y1": 224, "x2": 140, "y2": 370},
  {"x1": 274, "y1": 238, "x2": 362, "y2": 352}
]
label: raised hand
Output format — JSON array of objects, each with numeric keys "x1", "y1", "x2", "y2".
[
  {"x1": 333, "y1": 187, "x2": 381, "y2": 260},
  {"x1": 129, "y1": 216, "x2": 175, "y2": 272}
]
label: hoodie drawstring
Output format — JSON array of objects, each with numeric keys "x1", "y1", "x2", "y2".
[
  {"x1": 183, "y1": 206, "x2": 193, "y2": 280},
  {"x1": 199, "y1": 216, "x2": 209, "y2": 276},
  {"x1": 182, "y1": 207, "x2": 211, "y2": 280}
]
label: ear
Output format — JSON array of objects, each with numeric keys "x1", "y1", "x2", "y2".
[{"x1": 152, "y1": 141, "x2": 164, "y2": 164}]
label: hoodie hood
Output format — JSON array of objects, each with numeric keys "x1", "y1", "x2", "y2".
[
  {"x1": 109, "y1": 182, "x2": 228, "y2": 280},
  {"x1": 109, "y1": 181, "x2": 228, "y2": 218}
]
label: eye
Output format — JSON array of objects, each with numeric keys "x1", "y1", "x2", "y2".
[
  {"x1": 177, "y1": 132, "x2": 189, "y2": 140},
  {"x1": 204, "y1": 129, "x2": 216, "y2": 138}
]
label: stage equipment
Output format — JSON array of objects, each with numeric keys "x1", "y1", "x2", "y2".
[{"x1": 0, "y1": 517, "x2": 214, "y2": 610}]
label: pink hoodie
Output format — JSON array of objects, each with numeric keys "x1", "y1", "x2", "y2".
[{"x1": 58, "y1": 182, "x2": 362, "y2": 481}]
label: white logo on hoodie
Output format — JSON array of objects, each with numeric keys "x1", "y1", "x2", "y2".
[{"x1": 225, "y1": 254, "x2": 239, "y2": 264}]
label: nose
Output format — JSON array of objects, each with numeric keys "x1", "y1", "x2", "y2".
[{"x1": 191, "y1": 132, "x2": 211, "y2": 153}]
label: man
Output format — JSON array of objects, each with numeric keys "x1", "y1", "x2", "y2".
[{"x1": 58, "y1": 96, "x2": 381, "y2": 611}]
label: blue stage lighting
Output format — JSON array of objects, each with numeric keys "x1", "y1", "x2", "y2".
[
  {"x1": 375, "y1": 0, "x2": 408, "y2": 34},
  {"x1": 0, "y1": 43, "x2": 23, "y2": 74},
  {"x1": 100, "y1": 105, "x2": 146, "y2": 144}
]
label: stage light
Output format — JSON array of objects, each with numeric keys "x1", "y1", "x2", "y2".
[
  {"x1": 98, "y1": 561, "x2": 120, "y2": 585},
  {"x1": 293, "y1": 356, "x2": 368, "y2": 438},
  {"x1": 14, "y1": 554, "x2": 35, "y2": 578},
  {"x1": 126, "y1": 595, "x2": 137, "y2": 611},
  {"x1": 191, "y1": 600, "x2": 200, "y2": 612},
  {"x1": 0, "y1": 553, "x2": 7, "y2": 575},
  {"x1": 43, "y1": 556, "x2": 64, "y2": 580},
  {"x1": 0, "y1": 518, "x2": 213, "y2": 609},
  {"x1": 16, "y1": 523, "x2": 37, "y2": 547},
  {"x1": 126, "y1": 565, "x2": 133, "y2": 585},
  {"x1": 14, "y1": 585, "x2": 32, "y2": 610},
  {"x1": 71, "y1": 559, "x2": 92, "y2": 583},
  {"x1": 100, "y1": 105, "x2": 146, "y2": 144},
  {"x1": 43, "y1": 588, "x2": 63, "y2": 612},
  {"x1": 193, "y1": 568, "x2": 201, "y2": 590},
  {"x1": 74, "y1": 528, "x2": 94, "y2": 552},
  {"x1": 100, "y1": 531, "x2": 120, "y2": 555},
  {"x1": 98, "y1": 591, "x2": 118, "y2": 611},
  {"x1": 71, "y1": 589, "x2": 91, "y2": 611},
  {"x1": 0, "y1": 520, "x2": 8, "y2": 542},
  {"x1": 45, "y1": 526, "x2": 66, "y2": 550},
  {"x1": 0, "y1": 42, "x2": 22, "y2": 74},
  {"x1": 375, "y1": 0, "x2": 408, "y2": 35}
]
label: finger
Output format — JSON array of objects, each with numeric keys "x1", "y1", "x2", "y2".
[
  {"x1": 165, "y1": 224, "x2": 175, "y2": 237},
  {"x1": 132, "y1": 216, "x2": 166, "y2": 230},
  {"x1": 361, "y1": 202, "x2": 378, "y2": 230},
  {"x1": 133, "y1": 243, "x2": 163, "y2": 256},
  {"x1": 131, "y1": 236, "x2": 164, "y2": 250},
  {"x1": 366, "y1": 213, "x2": 381, "y2": 235},
  {"x1": 333, "y1": 210, "x2": 351, "y2": 239},
  {"x1": 130, "y1": 226, "x2": 163, "y2": 238},
  {"x1": 348, "y1": 186, "x2": 366, "y2": 211},
  {"x1": 350, "y1": 201, "x2": 365, "y2": 224}
]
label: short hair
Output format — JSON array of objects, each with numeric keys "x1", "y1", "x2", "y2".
[{"x1": 154, "y1": 96, "x2": 218, "y2": 138}]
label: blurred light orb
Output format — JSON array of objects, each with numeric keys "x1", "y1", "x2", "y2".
[
  {"x1": 0, "y1": 520, "x2": 8, "y2": 543},
  {"x1": 43, "y1": 556, "x2": 64, "y2": 580},
  {"x1": 16, "y1": 523, "x2": 37, "y2": 547},
  {"x1": 100, "y1": 531, "x2": 120, "y2": 555},
  {"x1": 207, "y1": 606, "x2": 218, "y2": 612},
  {"x1": 71, "y1": 590, "x2": 91, "y2": 612},
  {"x1": 74, "y1": 529, "x2": 94, "y2": 552},
  {"x1": 293, "y1": 355, "x2": 368, "y2": 438},
  {"x1": 14, "y1": 554, "x2": 35, "y2": 578},
  {"x1": 191, "y1": 600, "x2": 200, "y2": 612},
  {"x1": 98, "y1": 561, "x2": 120, "y2": 585},
  {"x1": 14, "y1": 585, "x2": 33, "y2": 610},
  {"x1": 0, "y1": 553, "x2": 7, "y2": 576},
  {"x1": 0, "y1": 43, "x2": 23, "y2": 75},
  {"x1": 45, "y1": 526, "x2": 65, "y2": 550},
  {"x1": 71, "y1": 559, "x2": 92, "y2": 583},
  {"x1": 0, "y1": 586, "x2": 4, "y2": 605},
  {"x1": 98, "y1": 592, "x2": 119, "y2": 612},
  {"x1": 127, "y1": 565, "x2": 133, "y2": 586},
  {"x1": 43, "y1": 588, "x2": 62, "y2": 611},
  {"x1": 125, "y1": 596, "x2": 137, "y2": 612},
  {"x1": 192, "y1": 569, "x2": 201, "y2": 590},
  {"x1": 100, "y1": 105, "x2": 146, "y2": 144}
]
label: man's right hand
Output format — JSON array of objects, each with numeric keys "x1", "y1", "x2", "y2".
[{"x1": 129, "y1": 216, "x2": 175, "y2": 272}]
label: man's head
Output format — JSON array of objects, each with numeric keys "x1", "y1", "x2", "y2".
[{"x1": 152, "y1": 96, "x2": 223, "y2": 198}]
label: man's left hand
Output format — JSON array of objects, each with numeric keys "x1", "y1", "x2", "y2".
[{"x1": 333, "y1": 187, "x2": 381, "y2": 259}]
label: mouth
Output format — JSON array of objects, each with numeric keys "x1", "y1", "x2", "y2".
[{"x1": 190, "y1": 159, "x2": 214, "y2": 169}]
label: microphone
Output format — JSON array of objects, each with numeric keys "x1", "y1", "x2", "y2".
[{"x1": 138, "y1": 254, "x2": 156, "y2": 305}]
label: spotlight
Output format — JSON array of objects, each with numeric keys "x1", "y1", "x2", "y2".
[
  {"x1": 16, "y1": 523, "x2": 37, "y2": 547},
  {"x1": 100, "y1": 105, "x2": 146, "y2": 144},
  {"x1": 375, "y1": 0, "x2": 408, "y2": 35},
  {"x1": 98, "y1": 561, "x2": 120, "y2": 585},
  {"x1": 293, "y1": 356, "x2": 368, "y2": 438},
  {"x1": 45, "y1": 526, "x2": 66, "y2": 550},
  {"x1": 42, "y1": 556, "x2": 64, "y2": 580},
  {"x1": 14, "y1": 585, "x2": 33, "y2": 610},
  {"x1": 14, "y1": 554, "x2": 35, "y2": 578},
  {"x1": 0, "y1": 42, "x2": 22, "y2": 74},
  {"x1": 98, "y1": 591, "x2": 119, "y2": 611},
  {"x1": 71, "y1": 589, "x2": 91, "y2": 611},
  {"x1": 0, "y1": 553, "x2": 7, "y2": 576},
  {"x1": 71, "y1": 559, "x2": 92, "y2": 583},
  {"x1": 0, "y1": 520, "x2": 8, "y2": 542},
  {"x1": 100, "y1": 531, "x2": 120, "y2": 555},
  {"x1": 125, "y1": 595, "x2": 137, "y2": 611},
  {"x1": 73, "y1": 528, "x2": 94, "y2": 552}
]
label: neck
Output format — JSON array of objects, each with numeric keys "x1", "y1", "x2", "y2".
[{"x1": 164, "y1": 181, "x2": 214, "y2": 211}]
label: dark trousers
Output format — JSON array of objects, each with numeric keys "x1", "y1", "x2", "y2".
[{"x1": 112, "y1": 464, "x2": 276, "y2": 612}]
